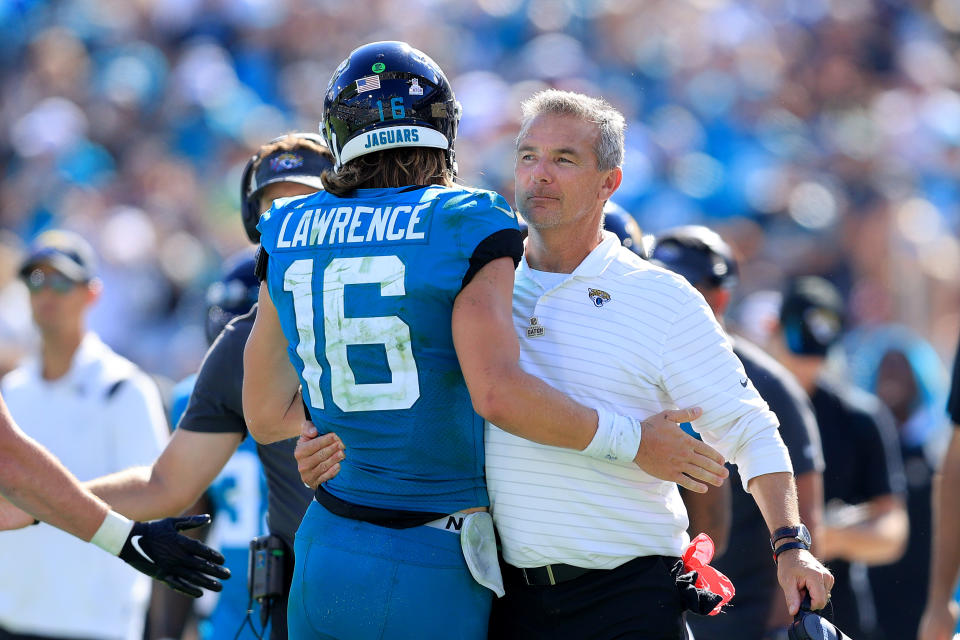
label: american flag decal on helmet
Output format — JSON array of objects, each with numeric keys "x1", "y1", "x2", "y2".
[{"x1": 356, "y1": 75, "x2": 381, "y2": 93}]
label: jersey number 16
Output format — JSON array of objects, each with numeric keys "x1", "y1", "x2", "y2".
[{"x1": 283, "y1": 255, "x2": 420, "y2": 412}]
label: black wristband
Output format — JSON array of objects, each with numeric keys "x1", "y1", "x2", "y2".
[{"x1": 772, "y1": 540, "x2": 808, "y2": 563}]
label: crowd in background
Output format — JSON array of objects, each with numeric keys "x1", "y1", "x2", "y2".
[
  {"x1": 1, "y1": 0, "x2": 959, "y2": 381},
  {"x1": 1, "y1": 1, "x2": 959, "y2": 636}
]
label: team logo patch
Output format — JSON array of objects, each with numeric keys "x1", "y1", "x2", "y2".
[
  {"x1": 526, "y1": 316, "x2": 545, "y2": 338},
  {"x1": 409, "y1": 78, "x2": 424, "y2": 96},
  {"x1": 270, "y1": 153, "x2": 303, "y2": 172},
  {"x1": 588, "y1": 288, "x2": 611, "y2": 307}
]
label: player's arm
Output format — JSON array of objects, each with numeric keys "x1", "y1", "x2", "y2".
[
  {"x1": 748, "y1": 471, "x2": 834, "y2": 615},
  {"x1": 84, "y1": 428, "x2": 243, "y2": 520},
  {"x1": 919, "y1": 426, "x2": 960, "y2": 640},
  {"x1": 819, "y1": 407, "x2": 907, "y2": 565},
  {"x1": 818, "y1": 493, "x2": 908, "y2": 565},
  {"x1": 243, "y1": 284, "x2": 304, "y2": 444},
  {"x1": 451, "y1": 256, "x2": 726, "y2": 490},
  {"x1": 680, "y1": 480, "x2": 731, "y2": 554},
  {"x1": 0, "y1": 389, "x2": 110, "y2": 539},
  {"x1": 0, "y1": 391, "x2": 229, "y2": 597}
]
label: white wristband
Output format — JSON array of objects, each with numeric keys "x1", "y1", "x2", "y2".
[
  {"x1": 90, "y1": 510, "x2": 134, "y2": 556},
  {"x1": 583, "y1": 408, "x2": 642, "y2": 462}
]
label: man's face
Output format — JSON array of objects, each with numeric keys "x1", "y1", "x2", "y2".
[
  {"x1": 515, "y1": 113, "x2": 619, "y2": 231},
  {"x1": 259, "y1": 182, "x2": 320, "y2": 215},
  {"x1": 26, "y1": 264, "x2": 95, "y2": 333}
]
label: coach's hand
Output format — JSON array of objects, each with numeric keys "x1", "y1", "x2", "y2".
[
  {"x1": 295, "y1": 420, "x2": 344, "y2": 489},
  {"x1": 633, "y1": 407, "x2": 728, "y2": 493},
  {"x1": 119, "y1": 514, "x2": 230, "y2": 598},
  {"x1": 776, "y1": 547, "x2": 834, "y2": 615}
]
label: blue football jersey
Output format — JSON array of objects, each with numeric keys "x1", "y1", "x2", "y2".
[{"x1": 258, "y1": 185, "x2": 518, "y2": 514}]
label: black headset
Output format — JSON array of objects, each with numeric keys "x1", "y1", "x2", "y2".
[{"x1": 240, "y1": 132, "x2": 329, "y2": 243}]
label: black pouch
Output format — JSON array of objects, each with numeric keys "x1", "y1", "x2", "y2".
[
  {"x1": 788, "y1": 595, "x2": 854, "y2": 640},
  {"x1": 248, "y1": 534, "x2": 288, "y2": 626}
]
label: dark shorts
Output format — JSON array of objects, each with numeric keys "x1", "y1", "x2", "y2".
[{"x1": 489, "y1": 555, "x2": 688, "y2": 640}]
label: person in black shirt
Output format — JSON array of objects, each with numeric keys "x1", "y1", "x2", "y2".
[
  {"x1": 650, "y1": 226, "x2": 826, "y2": 640},
  {"x1": 768, "y1": 276, "x2": 907, "y2": 640},
  {"x1": 919, "y1": 331, "x2": 960, "y2": 640},
  {"x1": 844, "y1": 326, "x2": 950, "y2": 640}
]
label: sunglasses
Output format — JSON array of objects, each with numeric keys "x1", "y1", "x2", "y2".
[{"x1": 24, "y1": 269, "x2": 80, "y2": 294}]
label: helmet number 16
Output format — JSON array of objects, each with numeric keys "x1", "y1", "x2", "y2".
[{"x1": 376, "y1": 98, "x2": 406, "y2": 122}]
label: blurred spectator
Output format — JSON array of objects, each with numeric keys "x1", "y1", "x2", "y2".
[
  {"x1": 1, "y1": 1, "x2": 959, "y2": 382},
  {"x1": 766, "y1": 276, "x2": 907, "y2": 640},
  {"x1": 845, "y1": 325, "x2": 951, "y2": 640},
  {"x1": 0, "y1": 230, "x2": 168, "y2": 640}
]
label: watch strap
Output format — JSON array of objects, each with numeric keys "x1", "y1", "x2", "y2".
[
  {"x1": 770, "y1": 525, "x2": 806, "y2": 550},
  {"x1": 772, "y1": 540, "x2": 808, "y2": 563}
]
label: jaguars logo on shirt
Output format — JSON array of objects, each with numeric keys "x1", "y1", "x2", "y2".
[{"x1": 588, "y1": 288, "x2": 611, "y2": 308}]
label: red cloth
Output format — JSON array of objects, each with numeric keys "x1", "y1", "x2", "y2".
[{"x1": 682, "y1": 533, "x2": 736, "y2": 615}]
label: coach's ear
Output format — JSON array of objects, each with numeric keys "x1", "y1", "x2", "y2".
[{"x1": 598, "y1": 166, "x2": 622, "y2": 203}]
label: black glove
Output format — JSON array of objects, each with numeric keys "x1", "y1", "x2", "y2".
[
  {"x1": 788, "y1": 594, "x2": 853, "y2": 640},
  {"x1": 118, "y1": 514, "x2": 231, "y2": 598}
]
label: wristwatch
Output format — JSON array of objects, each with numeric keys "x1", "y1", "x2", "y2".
[{"x1": 770, "y1": 524, "x2": 812, "y2": 551}]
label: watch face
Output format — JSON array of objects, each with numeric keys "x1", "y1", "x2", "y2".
[{"x1": 797, "y1": 524, "x2": 812, "y2": 546}]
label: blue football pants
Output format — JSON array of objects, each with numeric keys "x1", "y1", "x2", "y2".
[{"x1": 288, "y1": 501, "x2": 492, "y2": 639}]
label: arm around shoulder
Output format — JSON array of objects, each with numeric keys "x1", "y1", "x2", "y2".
[{"x1": 451, "y1": 256, "x2": 599, "y2": 451}]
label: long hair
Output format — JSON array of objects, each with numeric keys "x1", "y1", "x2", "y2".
[{"x1": 322, "y1": 147, "x2": 454, "y2": 196}]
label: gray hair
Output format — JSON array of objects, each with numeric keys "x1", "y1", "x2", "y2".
[{"x1": 517, "y1": 90, "x2": 626, "y2": 170}]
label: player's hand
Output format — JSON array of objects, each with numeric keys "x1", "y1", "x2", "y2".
[
  {"x1": 917, "y1": 599, "x2": 960, "y2": 640},
  {"x1": 633, "y1": 407, "x2": 728, "y2": 492},
  {"x1": 0, "y1": 493, "x2": 37, "y2": 531},
  {"x1": 118, "y1": 514, "x2": 230, "y2": 598},
  {"x1": 295, "y1": 420, "x2": 344, "y2": 490},
  {"x1": 776, "y1": 547, "x2": 834, "y2": 615}
]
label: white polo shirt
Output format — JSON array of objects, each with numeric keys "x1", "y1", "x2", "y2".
[
  {"x1": 0, "y1": 333, "x2": 168, "y2": 640},
  {"x1": 485, "y1": 232, "x2": 792, "y2": 570}
]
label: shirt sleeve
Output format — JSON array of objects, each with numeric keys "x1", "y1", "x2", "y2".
[
  {"x1": 755, "y1": 364, "x2": 824, "y2": 476},
  {"x1": 107, "y1": 372, "x2": 168, "y2": 468},
  {"x1": 177, "y1": 314, "x2": 249, "y2": 435},
  {"x1": 658, "y1": 284, "x2": 792, "y2": 490}
]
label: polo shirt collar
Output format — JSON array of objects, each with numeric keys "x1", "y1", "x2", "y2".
[
  {"x1": 519, "y1": 231, "x2": 623, "y2": 285},
  {"x1": 22, "y1": 332, "x2": 106, "y2": 383}
]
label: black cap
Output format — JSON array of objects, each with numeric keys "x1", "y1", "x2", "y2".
[
  {"x1": 250, "y1": 147, "x2": 329, "y2": 198},
  {"x1": 650, "y1": 225, "x2": 738, "y2": 290},
  {"x1": 18, "y1": 230, "x2": 96, "y2": 283},
  {"x1": 779, "y1": 276, "x2": 844, "y2": 356}
]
